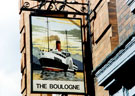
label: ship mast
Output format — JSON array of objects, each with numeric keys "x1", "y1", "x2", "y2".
[
  {"x1": 47, "y1": 17, "x2": 49, "y2": 52},
  {"x1": 65, "y1": 30, "x2": 68, "y2": 51}
]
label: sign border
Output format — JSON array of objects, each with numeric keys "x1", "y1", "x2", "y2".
[{"x1": 30, "y1": 14, "x2": 86, "y2": 95}]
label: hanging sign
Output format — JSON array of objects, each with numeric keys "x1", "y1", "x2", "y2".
[{"x1": 30, "y1": 15, "x2": 85, "y2": 94}]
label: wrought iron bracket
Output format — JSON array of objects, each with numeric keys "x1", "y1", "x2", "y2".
[{"x1": 19, "y1": 0, "x2": 89, "y2": 16}]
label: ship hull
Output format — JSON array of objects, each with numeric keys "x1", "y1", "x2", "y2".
[{"x1": 39, "y1": 58, "x2": 69, "y2": 71}]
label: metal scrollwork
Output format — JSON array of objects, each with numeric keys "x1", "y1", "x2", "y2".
[
  {"x1": 58, "y1": 4, "x2": 65, "y2": 11},
  {"x1": 20, "y1": 0, "x2": 89, "y2": 16},
  {"x1": 81, "y1": 6, "x2": 87, "y2": 12},
  {"x1": 54, "y1": 3, "x2": 59, "y2": 11},
  {"x1": 49, "y1": 4, "x2": 54, "y2": 10},
  {"x1": 23, "y1": 2, "x2": 30, "y2": 8}
]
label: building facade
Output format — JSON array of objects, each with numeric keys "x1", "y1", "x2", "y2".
[
  {"x1": 91, "y1": 0, "x2": 135, "y2": 96},
  {"x1": 19, "y1": 0, "x2": 135, "y2": 96}
]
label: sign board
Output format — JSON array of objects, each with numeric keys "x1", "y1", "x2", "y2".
[{"x1": 30, "y1": 15, "x2": 85, "y2": 94}]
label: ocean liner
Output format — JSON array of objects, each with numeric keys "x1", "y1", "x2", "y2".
[{"x1": 39, "y1": 41, "x2": 78, "y2": 72}]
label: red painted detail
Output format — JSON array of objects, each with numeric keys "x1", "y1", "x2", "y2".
[{"x1": 44, "y1": 67, "x2": 64, "y2": 72}]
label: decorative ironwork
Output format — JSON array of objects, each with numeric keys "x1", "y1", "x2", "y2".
[
  {"x1": 23, "y1": 2, "x2": 30, "y2": 8},
  {"x1": 19, "y1": 0, "x2": 89, "y2": 16}
]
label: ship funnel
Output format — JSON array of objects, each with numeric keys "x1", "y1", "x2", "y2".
[{"x1": 56, "y1": 41, "x2": 61, "y2": 51}]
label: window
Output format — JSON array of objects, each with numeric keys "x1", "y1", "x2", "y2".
[{"x1": 126, "y1": 0, "x2": 135, "y2": 13}]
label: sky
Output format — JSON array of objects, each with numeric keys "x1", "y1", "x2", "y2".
[
  {"x1": 32, "y1": 16, "x2": 82, "y2": 56},
  {"x1": 0, "y1": 0, "x2": 21, "y2": 96}
]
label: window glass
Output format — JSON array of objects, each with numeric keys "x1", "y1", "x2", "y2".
[{"x1": 126, "y1": 0, "x2": 135, "y2": 13}]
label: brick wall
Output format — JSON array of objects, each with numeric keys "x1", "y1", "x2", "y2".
[
  {"x1": 91, "y1": 0, "x2": 119, "y2": 70},
  {"x1": 116, "y1": 0, "x2": 135, "y2": 43},
  {"x1": 90, "y1": 0, "x2": 119, "y2": 95},
  {"x1": 19, "y1": 0, "x2": 49, "y2": 96},
  {"x1": 90, "y1": 0, "x2": 135, "y2": 95}
]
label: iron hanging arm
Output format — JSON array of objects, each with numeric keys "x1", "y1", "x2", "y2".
[{"x1": 20, "y1": 0, "x2": 89, "y2": 16}]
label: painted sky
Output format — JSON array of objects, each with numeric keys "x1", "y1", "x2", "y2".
[
  {"x1": 0, "y1": 1, "x2": 21, "y2": 96},
  {"x1": 32, "y1": 16, "x2": 82, "y2": 56}
]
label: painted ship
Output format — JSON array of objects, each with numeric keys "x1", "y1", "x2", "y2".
[{"x1": 39, "y1": 41, "x2": 78, "y2": 72}]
